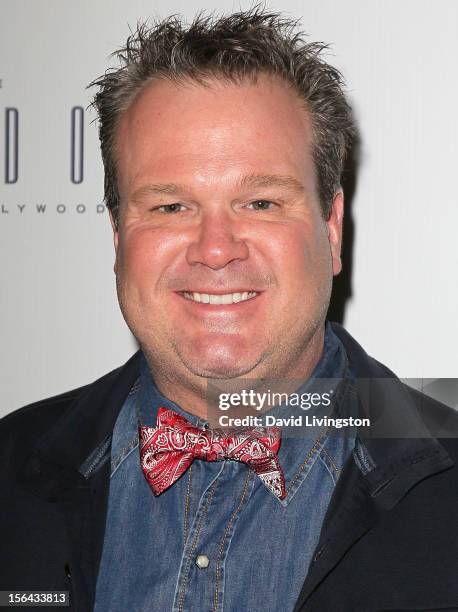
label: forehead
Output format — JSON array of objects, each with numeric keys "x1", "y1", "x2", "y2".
[{"x1": 115, "y1": 73, "x2": 316, "y2": 194}]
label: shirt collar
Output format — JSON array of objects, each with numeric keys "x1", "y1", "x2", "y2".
[
  {"x1": 267, "y1": 322, "x2": 354, "y2": 504},
  {"x1": 137, "y1": 355, "x2": 210, "y2": 429}
]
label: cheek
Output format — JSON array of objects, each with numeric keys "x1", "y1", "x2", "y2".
[
  {"x1": 117, "y1": 226, "x2": 180, "y2": 280},
  {"x1": 266, "y1": 222, "x2": 330, "y2": 289}
]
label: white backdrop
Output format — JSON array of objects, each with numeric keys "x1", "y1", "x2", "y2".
[{"x1": 1, "y1": 0, "x2": 457, "y2": 415}]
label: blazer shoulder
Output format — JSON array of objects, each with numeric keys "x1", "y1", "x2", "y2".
[
  {"x1": 1, "y1": 386, "x2": 87, "y2": 428},
  {"x1": 0, "y1": 363, "x2": 129, "y2": 462},
  {"x1": 0, "y1": 352, "x2": 141, "y2": 483}
]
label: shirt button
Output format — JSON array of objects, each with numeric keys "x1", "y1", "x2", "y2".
[{"x1": 195, "y1": 554, "x2": 210, "y2": 569}]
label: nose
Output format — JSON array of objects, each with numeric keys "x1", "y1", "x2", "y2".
[{"x1": 186, "y1": 210, "x2": 249, "y2": 270}]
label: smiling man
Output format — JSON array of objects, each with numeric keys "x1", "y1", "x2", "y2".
[
  {"x1": 1, "y1": 8, "x2": 457, "y2": 612},
  {"x1": 112, "y1": 74, "x2": 342, "y2": 417}
]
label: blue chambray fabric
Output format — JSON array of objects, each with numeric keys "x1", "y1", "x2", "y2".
[{"x1": 94, "y1": 323, "x2": 356, "y2": 612}]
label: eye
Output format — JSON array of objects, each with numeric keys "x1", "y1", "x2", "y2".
[
  {"x1": 246, "y1": 200, "x2": 277, "y2": 211},
  {"x1": 154, "y1": 203, "x2": 186, "y2": 213}
]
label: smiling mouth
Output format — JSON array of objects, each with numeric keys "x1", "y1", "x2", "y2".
[{"x1": 182, "y1": 291, "x2": 258, "y2": 305}]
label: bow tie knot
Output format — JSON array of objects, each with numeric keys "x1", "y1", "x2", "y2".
[{"x1": 139, "y1": 407, "x2": 286, "y2": 499}]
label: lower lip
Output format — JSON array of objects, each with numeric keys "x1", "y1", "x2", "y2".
[{"x1": 176, "y1": 292, "x2": 263, "y2": 311}]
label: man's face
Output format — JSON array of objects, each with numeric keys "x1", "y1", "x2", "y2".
[{"x1": 113, "y1": 74, "x2": 343, "y2": 383}]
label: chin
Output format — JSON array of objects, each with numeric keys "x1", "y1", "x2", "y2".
[
  {"x1": 191, "y1": 362, "x2": 256, "y2": 379},
  {"x1": 178, "y1": 341, "x2": 261, "y2": 379}
]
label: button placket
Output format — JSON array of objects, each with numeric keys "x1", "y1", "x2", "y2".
[{"x1": 174, "y1": 466, "x2": 224, "y2": 612}]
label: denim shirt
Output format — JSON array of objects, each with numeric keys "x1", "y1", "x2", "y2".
[{"x1": 94, "y1": 324, "x2": 356, "y2": 612}]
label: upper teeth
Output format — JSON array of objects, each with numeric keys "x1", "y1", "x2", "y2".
[{"x1": 183, "y1": 291, "x2": 257, "y2": 304}]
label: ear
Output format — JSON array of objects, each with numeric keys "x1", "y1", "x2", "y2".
[
  {"x1": 109, "y1": 209, "x2": 119, "y2": 274},
  {"x1": 326, "y1": 189, "x2": 344, "y2": 276}
]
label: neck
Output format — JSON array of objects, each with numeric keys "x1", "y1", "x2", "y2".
[{"x1": 143, "y1": 325, "x2": 326, "y2": 421}]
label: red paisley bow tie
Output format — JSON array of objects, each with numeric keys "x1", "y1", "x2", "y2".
[{"x1": 139, "y1": 407, "x2": 286, "y2": 500}]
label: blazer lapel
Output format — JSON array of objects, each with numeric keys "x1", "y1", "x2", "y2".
[
  {"x1": 293, "y1": 330, "x2": 455, "y2": 611},
  {"x1": 16, "y1": 352, "x2": 141, "y2": 611},
  {"x1": 293, "y1": 435, "x2": 453, "y2": 611}
]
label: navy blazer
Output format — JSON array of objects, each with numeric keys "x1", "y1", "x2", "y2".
[{"x1": 1, "y1": 323, "x2": 458, "y2": 611}]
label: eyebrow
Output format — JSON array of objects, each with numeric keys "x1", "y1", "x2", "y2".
[
  {"x1": 130, "y1": 174, "x2": 305, "y2": 201},
  {"x1": 130, "y1": 183, "x2": 186, "y2": 201},
  {"x1": 238, "y1": 174, "x2": 305, "y2": 194}
]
